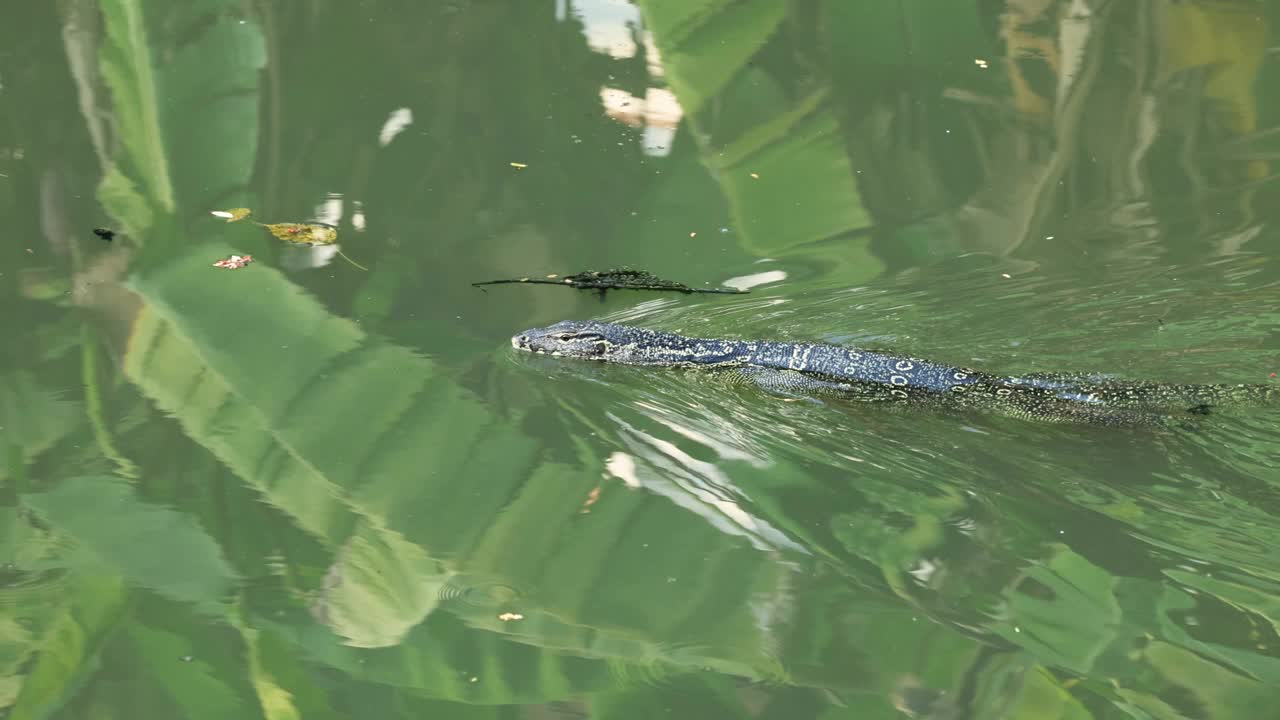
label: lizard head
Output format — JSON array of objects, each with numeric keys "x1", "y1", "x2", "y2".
[{"x1": 511, "y1": 321, "x2": 650, "y2": 363}]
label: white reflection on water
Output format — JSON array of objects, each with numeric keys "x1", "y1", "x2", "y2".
[
  {"x1": 723, "y1": 270, "x2": 788, "y2": 292},
  {"x1": 599, "y1": 87, "x2": 682, "y2": 156},
  {"x1": 572, "y1": 0, "x2": 640, "y2": 58},
  {"x1": 377, "y1": 107, "x2": 413, "y2": 146},
  {"x1": 605, "y1": 451, "x2": 641, "y2": 488},
  {"x1": 606, "y1": 412, "x2": 808, "y2": 555}
]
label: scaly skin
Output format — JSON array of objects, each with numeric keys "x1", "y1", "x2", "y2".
[{"x1": 511, "y1": 321, "x2": 1274, "y2": 426}]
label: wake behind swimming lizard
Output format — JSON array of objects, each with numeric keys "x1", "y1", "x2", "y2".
[{"x1": 511, "y1": 320, "x2": 1276, "y2": 426}]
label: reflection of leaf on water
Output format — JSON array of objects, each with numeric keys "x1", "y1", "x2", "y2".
[
  {"x1": 95, "y1": 0, "x2": 266, "y2": 237},
  {"x1": 991, "y1": 546, "x2": 1119, "y2": 675},
  {"x1": 998, "y1": 665, "x2": 1093, "y2": 720},
  {"x1": 125, "y1": 248, "x2": 535, "y2": 544},
  {"x1": 97, "y1": 0, "x2": 175, "y2": 215},
  {"x1": 22, "y1": 476, "x2": 237, "y2": 613},
  {"x1": 7, "y1": 574, "x2": 129, "y2": 720},
  {"x1": 831, "y1": 486, "x2": 966, "y2": 602},
  {"x1": 124, "y1": 246, "x2": 372, "y2": 517},
  {"x1": 1164, "y1": 570, "x2": 1280, "y2": 639},
  {"x1": 123, "y1": 250, "x2": 622, "y2": 697},
  {"x1": 125, "y1": 619, "x2": 250, "y2": 720},
  {"x1": 233, "y1": 605, "x2": 345, "y2": 720},
  {"x1": 1155, "y1": 581, "x2": 1280, "y2": 684},
  {"x1": 823, "y1": 1, "x2": 994, "y2": 80},
  {"x1": 591, "y1": 674, "x2": 749, "y2": 719},
  {"x1": 271, "y1": 610, "x2": 619, "y2": 705},
  {"x1": 97, "y1": 166, "x2": 156, "y2": 238},
  {"x1": 0, "y1": 508, "x2": 69, "y2": 588},
  {"x1": 714, "y1": 105, "x2": 875, "y2": 258},
  {"x1": 1160, "y1": 1, "x2": 1270, "y2": 179},
  {"x1": 311, "y1": 525, "x2": 451, "y2": 649},
  {"x1": 0, "y1": 507, "x2": 83, "y2": 709},
  {"x1": 125, "y1": 248, "x2": 800, "y2": 690},
  {"x1": 0, "y1": 371, "x2": 80, "y2": 479},
  {"x1": 463, "y1": 462, "x2": 786, "y2": 671},
  {"x1": 1129, "y1": 640, "x2": 1280, "y2": 719},
  {"x1": 636, "y1": 0, "x2": 786, "y2": 115},
  {"x1": 636, "y1": 1, "x2": 880, "y2": 275}
]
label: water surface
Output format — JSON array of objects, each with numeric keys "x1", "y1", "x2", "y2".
[{"x1": 2, "y1": 1, "x2": 1280, "y2": 718}]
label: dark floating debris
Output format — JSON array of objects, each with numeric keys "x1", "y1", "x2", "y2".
[
  {"x1": 92, "y1": 227, "x2": 116, "y2": 242},
  {"x1": 472, "y1": 268, "x2": 747, "y2": 298}
]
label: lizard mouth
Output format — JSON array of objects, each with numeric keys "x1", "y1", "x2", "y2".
[{"x1": 510, "y1": 333, "x2": 564, "y2": 356}]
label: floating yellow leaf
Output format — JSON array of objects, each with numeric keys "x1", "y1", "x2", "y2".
[{"x1": 262, "y1": 222, "x2": 338, "y2": 247}]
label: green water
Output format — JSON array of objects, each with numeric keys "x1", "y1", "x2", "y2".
[{"x1": 2, "y1": 1, "x2": 1280, "y2": 717}]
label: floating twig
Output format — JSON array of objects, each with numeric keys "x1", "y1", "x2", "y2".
[{"x1": 472, "y1": 268, "x2": 746, "y2": 298}]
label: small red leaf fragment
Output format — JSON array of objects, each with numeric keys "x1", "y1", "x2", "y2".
[
  {"x1": 580, "y1": 486, "x2": 601, "y2": 513},
  {"x1": 212, "y1": 254, "x2": 254, "y2": 269}
]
